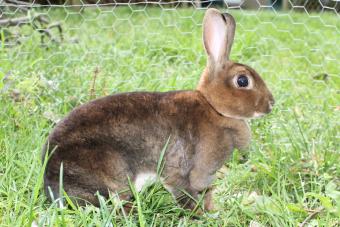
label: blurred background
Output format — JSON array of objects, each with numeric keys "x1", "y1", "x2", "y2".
[
  {"x1": 0, "y1": 0, "x2": 339, "y2": 226},
  {"x1": 8, "y1": 0, "x2": 340, "y2": 11}
]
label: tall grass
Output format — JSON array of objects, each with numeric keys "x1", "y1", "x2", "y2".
[{"x1": 0, "y1": 6, "x2": 339, "y2": 226}]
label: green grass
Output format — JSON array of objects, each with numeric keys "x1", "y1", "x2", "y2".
[{"x1": 0, "y1": 6, "x2": 339, "y2": 226}]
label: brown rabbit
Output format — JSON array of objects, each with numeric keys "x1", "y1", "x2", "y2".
[{"x1": 42, "y1": 8, "x2": 274, "y2": 211}]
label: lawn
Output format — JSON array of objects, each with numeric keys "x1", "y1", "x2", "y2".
[{"x1": 0, "y1": 6, "x2": 339, "y2": 226}]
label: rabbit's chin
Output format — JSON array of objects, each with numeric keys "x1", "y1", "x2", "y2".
[
  {"x1": 220, "y1": 111, "x2": 267, "y2": 120},
  {"x1": 252, "y1": 112, "x2": 266, "y2": 119}
]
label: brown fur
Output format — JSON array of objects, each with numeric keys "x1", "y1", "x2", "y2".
[{"x1": 42, "y1": 9, "x2": 274, "y2": 211}]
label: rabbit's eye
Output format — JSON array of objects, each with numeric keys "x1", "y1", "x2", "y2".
[{"x1": 237, "y1": 75, "x2": 249, "y2": 87}]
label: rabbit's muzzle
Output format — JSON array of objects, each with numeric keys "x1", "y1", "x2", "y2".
[
  {"x1": 253, "y1": 94, "x2": 275, "y2": 118},
  {"x1": 268, "y1": 98, "x2": 275, "y2": 112},
  {"x1": 263, "y1": 96, "x2": 275, "y2": 115}
]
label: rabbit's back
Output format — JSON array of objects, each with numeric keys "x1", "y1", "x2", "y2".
[{"x1": 45, "y1": 91, "x2": 209, "y2": 159}]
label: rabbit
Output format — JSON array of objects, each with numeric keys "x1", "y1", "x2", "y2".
[{"x1": 42, "y1": 8, "x2": 274, "y2": 212}]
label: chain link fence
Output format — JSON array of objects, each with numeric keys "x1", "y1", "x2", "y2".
[
  {"x1": 0, "y1": 0, "x2": 339, "y2": 226},
  {"x1": 1, "y1": 0, "x2": 338, "y2": 93}
]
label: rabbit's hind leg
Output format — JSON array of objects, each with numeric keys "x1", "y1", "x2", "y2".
[
  {"x1": 45, "y1": 174, "x2": 132, "y2": 208},
  {"x1": 44, "y1": 176, "x2": 107, "y2": 207},
  {"x1": 44, "y1": 164, "x2": 132, "y2": 208},
  {"x1": 44, "y1": 147, "x2": 134, "y2": 207}
]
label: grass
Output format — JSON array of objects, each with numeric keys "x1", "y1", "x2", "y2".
[{"x1": 0, "y1": 6, "x2": 339, "y2": 226}]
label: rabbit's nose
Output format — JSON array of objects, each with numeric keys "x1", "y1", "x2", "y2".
[{"x1": 268, "y1": 99, "x2": 275, "y2": 111}]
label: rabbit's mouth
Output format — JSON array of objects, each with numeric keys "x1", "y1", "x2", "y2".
[
  {"x1": 252, "y1": 112, "x2": 266, "y2": 119},
  {"x1": 252, "y1": 102, "x2": 274, "y2": 118},
  {"x1": 252, "y1": 98, "x2": 274, "y2": 119}
]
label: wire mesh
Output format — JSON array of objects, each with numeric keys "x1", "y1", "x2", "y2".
[
  {"x1": 1, "y1": 1, "x2": 338, "y2": 112},
  {"x1": 0, "y1": 0, "x2": 339, "y2": 226}
]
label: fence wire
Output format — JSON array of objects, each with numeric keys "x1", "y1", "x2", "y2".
[
  {"x1": 0, "y1": 0, "x2": 339, "y2": 139},
  {"x1": 0, "y1": 0, "x2": 339, "y2": 226}
]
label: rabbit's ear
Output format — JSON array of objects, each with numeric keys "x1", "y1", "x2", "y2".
[{"x1": 203, "y1": 9, "x2": 235, "y2": 67}]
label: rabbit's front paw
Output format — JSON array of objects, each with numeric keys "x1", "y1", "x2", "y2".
[{"x1": 203, "y1": 188, "x2": 215, "y2": 212}]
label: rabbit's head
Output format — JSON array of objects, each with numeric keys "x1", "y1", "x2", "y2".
[{"x1": 197, "y1": 9, "x2": 274, "y2": 119}]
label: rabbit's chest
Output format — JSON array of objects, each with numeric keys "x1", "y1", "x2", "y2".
[{"x1": 165, "y1": 138, "x2": 195, "y2": 174}]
